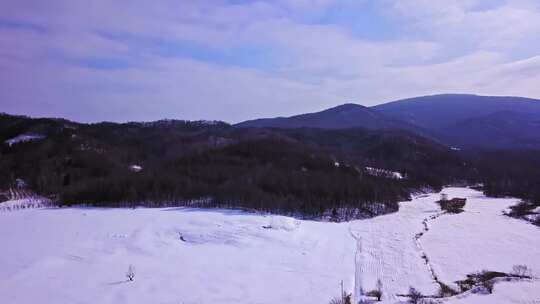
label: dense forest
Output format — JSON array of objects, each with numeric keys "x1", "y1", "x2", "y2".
[
  {"x1": 1, "y1": 113, "x2": 538, "y2": 219},
  {"x1": 470, "y1": 150, "x2": 540, "y2": 203}
]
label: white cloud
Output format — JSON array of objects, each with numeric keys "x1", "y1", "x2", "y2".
[
  {"x1": 387, "y1": 0, "x2": 540, "y2": 53},
  {"x1": 1, "y1": 0, "x2": 540, "y2": 122}
]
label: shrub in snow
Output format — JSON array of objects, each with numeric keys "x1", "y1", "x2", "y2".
[
  {"x1": 438, "y1": 282, "x2": 458, "y2": 297},
  {"x1": 533, "y1": 215, "x2": 540, "y2": 226},
  {"x1": 328, "y1": 293, "x2": 351, "y2": 304},
  {"x1": 365, "y1": 279, "x2": 383, "y2": 301},
  {"x1": 481, "y1": 279, "x2": 494, "y2": 294},
  {"x1": 505, "y1": 201, "x2": 540, "y2": 222},
  {"x1": 438, "y1": 198, "x2": 466, "y2": 214},
  {"x1": 408, "y1": 287, "x2": 423, "y2": 304},
  {"x1": 328, "y1": 297, "x2": 341, "y2": 304},
  {"x1": 477, "y1": 270, "x2": 507, "y2": 282},
  {"x1": 331, "y1": 208, "x2": 338, "y2": 221},
  {"x1": 126, "y1": 264, "x2": 135, "y2": 281},
  {"x1": 456, "y1": 270, "x2": 506, "y2": 293},
  {"x1": 365, "y1": 290, "x2": 381, "y2": 301},
  {"x1": 512, "y1": 264, "x2": 531, "y2": 278}
]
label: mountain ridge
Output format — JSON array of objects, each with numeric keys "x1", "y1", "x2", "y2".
[
  {"x1": 236, "y1": 102, "x2": 422, "y2": 132},
  {"x1": 236, "y1": 94, "x2": 540, "y2": 149}
]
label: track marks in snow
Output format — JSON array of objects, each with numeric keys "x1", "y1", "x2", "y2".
[
  {"x1": 348, "y1": 226, "x2": 363, "y2": 302},
  {"x1": 414, "y1": 212, "x2": 446, "y2": 291},
  {"x1": 349, "y1": 194, "x2": 442, "y2": 302}
]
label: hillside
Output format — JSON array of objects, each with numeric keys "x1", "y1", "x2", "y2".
[
  {"x1": 236, "y1": 103, "x2": 422, "y2": 132},
  {"x1": 2, "y1": 110, "x2": 540, "y2": 217},
  {"x1": 372, "y1": 94, "x2": 540, "y2": 130},
  {"x1": 0, "y1": 113, "x2": 471, "y2": 218},
  {"x1": 374, "y1": 94, "x2": 540, "y2": 148}
]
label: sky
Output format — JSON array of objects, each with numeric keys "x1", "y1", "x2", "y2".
[{"x1": 1, "y1": 0, "x2": 540, "y2": 123}]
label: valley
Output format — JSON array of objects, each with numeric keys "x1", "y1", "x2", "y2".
[{"x1": 1, "y1": 187, "x2": 539, "y2": 304}]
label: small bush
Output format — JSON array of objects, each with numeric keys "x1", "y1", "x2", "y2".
[
  {"x1": 482, "y1": 280, "x2": 494, "y2": 294},
  {"x1": 438, "y1": 282, "x2": 458, "y2": 297},
  {"x1": 438, "y1": 198, "x2": 466, "y2": 213},
  {"x1": 456, "y1": 270, "x2": 506, "y2": 293},
  {"x1": 506, "y1": 201, "x2": 536, "y2": 218},
  {"x1": 366, "y1": 279, "x2": 383, "y2": 301},
  {"x1": 456, "y1": 276, "x2": 476, "y2": 293},
  {"x1": 512, "y1": 265, "x2": 531, "y2": 278},
  {"x1": 126, "y1": 264, "x2": 135, "y2": 281},
  {"x1": 408, "y1": 287, "x2": 423, "y2": 304},
  {"x1": 329, "y1": 297, "x2": 342, "y2": 304},
  {"x1": 477, "y1": 270, "x2": 506, "y2": 282},
  {"x1": 329, "y1": 293, "x2": 352, "y2": 304},
  {"x1": 366, "y1": 290, "x2": 382, "y2": 301},
  {"x1": 329, "y1": 297, "x2": 341, "y2": 304}
]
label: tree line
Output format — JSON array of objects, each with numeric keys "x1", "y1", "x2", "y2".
[{"x1": 1, "y1": 113, "x2": 538, "y2": 219}]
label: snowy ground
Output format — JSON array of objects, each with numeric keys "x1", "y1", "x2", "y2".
[
  {"x1": 1, "y1": 187, "x2": 539, "y2": 304},
  {"x1": 349, "y1": 187, "x2": 540, "y2": 303},
  {"x1": 423, "y1": 188, "x2": 540, "y2": 288},
  {"x1": 349, "y1": 193, "x2": 442, "y2": 302},
  {"x1": 0, "y1": 207, "x2": 355, "y2": 304}
]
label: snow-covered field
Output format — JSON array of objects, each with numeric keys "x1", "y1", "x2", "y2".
[
  {"x1": 0, "y1": 207, "x2": 356, "y2": 304},
  {"x1": 423, "y1": 188, "x2": 540, "y2": 289},
  {"x1": 1, "y1": 187, "x2": 539, "y2": 304}
]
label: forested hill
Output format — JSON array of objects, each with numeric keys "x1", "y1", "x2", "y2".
[
  {"x1": 1, "y1": 113, "x2": 474, "y2": 219},
  {"x1": 2, "y1": 112, "x2": 539, "y2": 219}
]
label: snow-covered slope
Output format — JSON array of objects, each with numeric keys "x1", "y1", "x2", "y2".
[
  {"x1": 0, "y1": 188, "x2": 539, "y2": 304},
  {"x1": 4, "y1": 134, "x2": 45, "y2": 146},
  {"x1": 349, "y1": 188, "x2": 540, "y2": 303},
  {"x1": 349, "y1": 193, "x2": 442, "y2": 302},
  {"x1": 444, "y1": 279, "x2": 540, "y2": 303},
  {"x1": 0, "y1": 208, "x2": 356, "y2": 304},
  {"x1": 423, "y1": 188, "x2": 540, "y2": 287}
]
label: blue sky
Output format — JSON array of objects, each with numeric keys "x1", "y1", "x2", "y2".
[{"x1": 1, "y1": 0, "x2": 540, "y2": 123}]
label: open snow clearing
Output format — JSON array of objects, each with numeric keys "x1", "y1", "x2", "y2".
[{"x1": 1, "y1": 187, "x2": 539, "y2": 303}]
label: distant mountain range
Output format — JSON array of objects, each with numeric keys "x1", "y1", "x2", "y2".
[
  {"x1": 237, "y1": 94, "x2": 540, "y2": 149},
  {"x1": 236, "y1": 103, "x2": 412, "y2": 130}
]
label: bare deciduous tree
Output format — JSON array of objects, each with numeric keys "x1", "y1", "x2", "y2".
[
  {"x1": 366, "y1": 279, "x2": 383, "y2": 301},
  {"x1": 376, "y1": 279, "x2": 383, "y2": 301},
  {"x1": 126, "y1": 264, "x2": 135, "y2": 281},
  {"x1": 512, "y1": 264, "x2": 531, "y2": 278}
]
